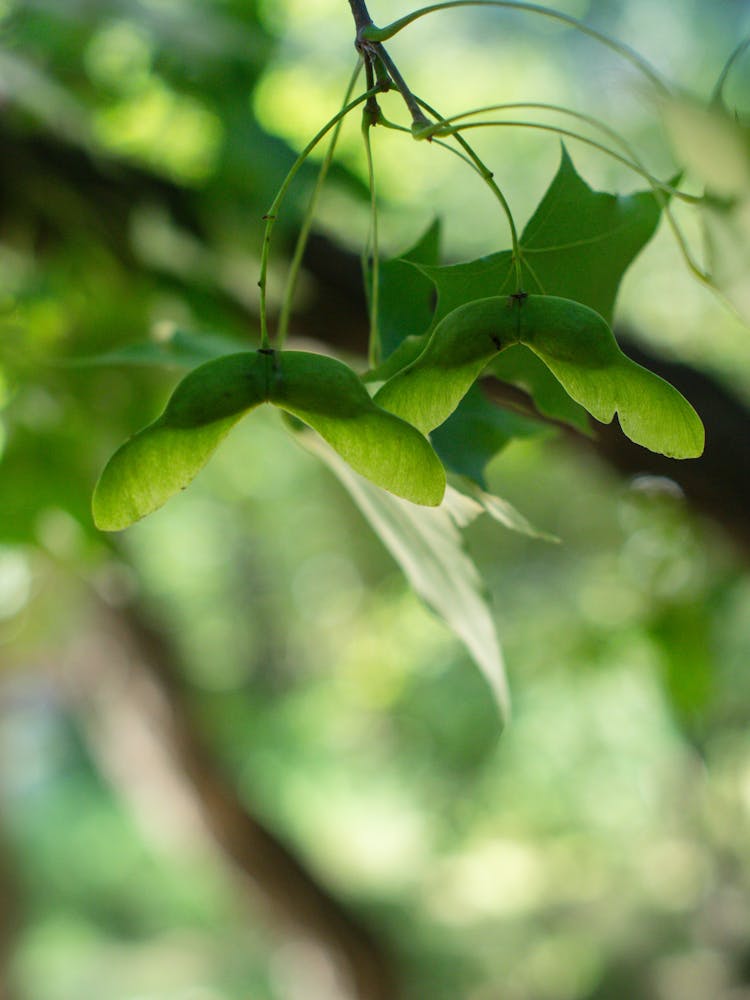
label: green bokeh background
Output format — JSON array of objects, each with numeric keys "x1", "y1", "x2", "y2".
[{"x1": 0, "y1": 1, "x2": 749, "y2": 998}]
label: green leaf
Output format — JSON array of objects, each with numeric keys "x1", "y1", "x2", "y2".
[
  {"x1": 419, "y1": 146, "x2": 663, "y2": 326},
  {"x1": 92, "y1": 352, "x2": 267, "y2": 531},
  {"x1": 267, "y1": 352, "x2": 446, "y2": 507},
  {"x1": 375, "y1": 294, "x2": 704, "y2": 459},
  {"x1": 305, "y1": 435, "x2": 510, "y2": 719},
  {"x1": 418, "y1": 249, "x2": 514, "y2": 331},
  {"x1": 430, "y1": 385, "x2": 544, "y2": 486},
  {"x1": 518, "y1": 296, "x2": 705, "y2": 459},
  {"x1": 377, "y1": 219, "x2": 441, "y2": 359},
  {"x1": 517, "y1": 146, "x2": 663, "y2": 320},
  {"x1": 93, "y1": 350, "x2": 446, "y2": 531},
  {"x1": 374, "y1": 297, "x2": 518, "y2": 434},
  {"x1": 487, "y1": 344, "x2": 592, "y2": 434}
]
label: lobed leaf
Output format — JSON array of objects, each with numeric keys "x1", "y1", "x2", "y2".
[
  {"x1": 517, "y1": 146, "x2": 663, "y2": 322},
  {"x1": 418, "y1": 146, "x2": 663, "y2": 328},
  {"x1": 661, "y1": 99, "x2": 750, "y2": 199},
  {"x1": 703, "y1": 197, "x2": 750, "y2": 325},
  {"x1": 661, "y1": 100, "x2": 750, "y2": 326},
  {"x1": 376, "y1": 219, "x2": 441, "y2": 359}
]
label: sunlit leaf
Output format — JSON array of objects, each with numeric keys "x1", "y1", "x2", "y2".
[
  {"x1": 703, "y1": 196, "x2": 750, "y2": 323},
  {"x1": 94, "y1": 350, "x2": 446, "y2": 531},
  {"x1": 305, "y1": 435, "x2": 510, "y2": 719},
  {"x1": 661, "y1": 100, "x2": 750, "y2": 324}
]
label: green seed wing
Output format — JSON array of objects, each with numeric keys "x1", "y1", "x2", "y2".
[
  {"x1": 270, "y1": 351, "x2": 446, "y2": 506},
  {"x1": 374, "y1": 297, "x2": 519, "y2": 433},
  {"x1": 92, "y1": 353, "x2": 267, "y2": 531}
]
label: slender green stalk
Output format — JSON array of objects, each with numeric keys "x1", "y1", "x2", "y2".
[
  {"x1": 376, "y1": 113, "x2": 483, "y2": 172},
  {"x1": 361, "y1": 120, "x2": 381, "y2": 366},
  {"x1": 361, "y1": 1, "x2": 669, "y2": 94},
  {"x1": 429, "y1": 136, "x2": 485, "y2": 173},
  {"x1": 276, "y1": 60, "x2": 363, "y2": 347},
  {"x1": 258, "y1": 86, "x2": 379, "y2": 349},
  {"x1": 416, "y1": 95, "x2": 524, "y2": 289},
  {"x1": 712, "y1": 36, "x2": 750, "y2": 105},
  {"x1": 420, "y1": 102, "x2": 701, "y2": 203},
  {"x1": 426, "y1": 117, "x2": 689, "y2": 199}
]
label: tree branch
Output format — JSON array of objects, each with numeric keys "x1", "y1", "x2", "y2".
[
  {"x1": 348, "y1": 0, "x2": 374, "y2": 37},
  {"x1": 76, "y1": 592, "x2": 402, "y2": 1000}
]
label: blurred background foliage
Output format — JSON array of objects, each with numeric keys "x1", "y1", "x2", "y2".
[{"x1": 1, "y1": 1, "x2": 750, "y2": 998}]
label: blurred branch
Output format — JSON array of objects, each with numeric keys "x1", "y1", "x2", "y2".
[
  {"x1": 0, "y1": 120, "x2": 205, "y2": 261},
  {"x1": 72, "y1": 592, "x2": 402, "y2": 1000}
]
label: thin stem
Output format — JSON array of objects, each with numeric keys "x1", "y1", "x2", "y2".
[
  {"x1": 258, "y1": 86, "x2": 379, "y2": 349},
  {"x1": 361, "y1": 1, "x2": 670, "y2": 94},
  {"x1": 416, "y1": 94, "x2": 524, "y2": 289},
  {"x1": 712, "y1": 36, "x2": 750, "y2": 105},
  {"x1": 361, "y1": 121, "x2": 380, "y2": 366},
  {"x1": 373, "y1": 44, "x2": 431, "y2": 128},
  {"x1": 377, "y1": 112, "x2": 484, "y2": 171},
  {"x1": 422, "y1": 102, "x2": 701, "y2": 202},
  {"x1": 425, "y1": 116, "x2": 692, "y2": 200},
  {"x1": 276, "y1": 60, "x2": 363, "y2": 347}
]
